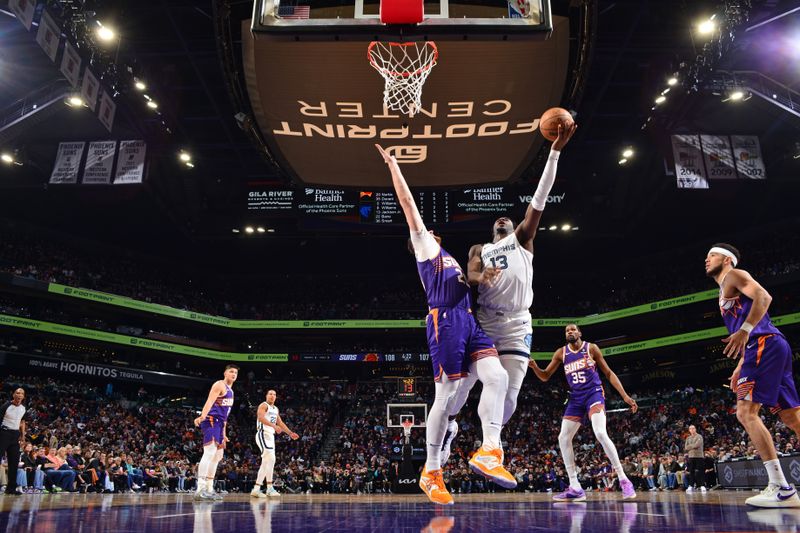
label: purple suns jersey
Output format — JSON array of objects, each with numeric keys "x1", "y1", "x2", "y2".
[
  {"x1": 416, "y1": 247, "x2": 471, "y2": 310},
  {"x1": 719, "y1": 289, "x2": 782, "y2": 337},
  {"x1": 563, "y1": 341, "x2": 602, "y2": 393},
  {"x1": 208, "y1": 383, "x2": 234, "y2": 422}
]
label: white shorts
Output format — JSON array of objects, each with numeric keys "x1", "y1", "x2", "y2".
[
  {"x1": 477, "y1": 308, "x2": 532, "y2": 360},
  {"x1": 256, "y1": 431, "x2": 275, "y2": 454}
]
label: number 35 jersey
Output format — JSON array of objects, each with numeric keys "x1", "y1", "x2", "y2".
[
  {"x1": 477, "y1": 232, "x2": 534, "y2": 313},
  {"x1": 563, "y1": 341, "x2": 603, "y2": 393}
]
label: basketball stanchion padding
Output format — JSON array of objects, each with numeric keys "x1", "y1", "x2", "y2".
[{"x1": 380, "y1": 0, "x2": 424, "y2": 24}]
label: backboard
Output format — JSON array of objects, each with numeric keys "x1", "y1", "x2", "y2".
[
  {"x1": 243, "y1": 0, "x2": 569, "y2": 187},
  {"x1": 387, "y1": 403, "x2": 428, "y2": 428}
]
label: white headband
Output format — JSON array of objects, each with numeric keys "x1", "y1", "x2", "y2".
[{"x1": 709, "y1": 246, "x2": 738, "y2": 267}]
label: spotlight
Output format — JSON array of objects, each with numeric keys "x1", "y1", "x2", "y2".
[
  {"x1": 134, "y1": 80, "x2": 146, "y2": 91},
  {"x1": 538, "y1": 227, "x2": 546, "y2": 231},
  {"x1": 655, "y1": 95, "x2": 666, "y2": 104},
  {"x1": 245, "y1": 226, "x2": 255, "y2": 234},
  {"x1": 619, "y1": 158, "x2": 628, "y2": 165},
  {"x1": 267, "y1": 228, "x2": 276, "y2": 233},
  {"x1": 146, "y1": 101, "x2": 158, "y2": 109},
  {"x1": 622, "y1": 148, "x2": 634, "y2": 158},
  {"x1": 257, "y1": 227, "x2": 266, "y2": 233},
  {"x1": 572, "y1": 227, "x2": 579, "y2": 231},
  {"x1": 729, "y1": 90, "x2": 744, "y2": 101},
  {"x1": 179, "y1": 152, "x2": 192, "y2": 162},
  {"x1": 661, "y1": 88, "x2": 671, "y2": 95},
  {"x1": 667, "y1": 77, "x2": 678, "y2": 86},
  {"x1": 232, "y1": 229, "x2": 241, "y2": 233},
  {"x1": 697, "y1": 16, "x2": 716, "y2": 35},
  {"x1": 185, "y1": 162, "x2": 194, "y2": 168},
  {"x1": 96, "y1": 24, "x2": 116, "y2": 42},
  {"x1": 548, "y1": 225, "x2": 557, "y2": 231},
  {"x1": 1, "y1": 153, "x2": 13, "y2": 164},
  {"x1": 561, "y1": 224, "x2": 571, "y2": 231},
  {"x1": 722, "y1": 90, "x2": 751, "y2": 103},
  {"x1": 66, "y1": 96, "x2": 84, "y2": 107}
]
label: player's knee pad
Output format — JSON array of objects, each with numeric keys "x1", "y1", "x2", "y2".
[
  {"x1": 590, "y1": 411, "x2": 609, "y2": 440},
  {"x1": 212, "y1": 448, "x2": 224, "y2": 463},
  {"x1": 263, "y1": 450, "x2": 276, "y2": 464},
  {"x1": 476, "y1": 356, "x2": 509, "y2": 390},
  {"x1": 434, "y1": 376, "x2": 460, "y2": 403},
  {"x1": 201, "y1": 442, "x2": 218, "y2": 460}
]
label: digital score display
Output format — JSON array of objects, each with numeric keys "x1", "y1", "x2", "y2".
[
  {"x1": 246, "y1": 186, "x2": 566, "y2": 225},
  {"x1": 398, "y1": 377, "x2": 417, "y2": 399}
]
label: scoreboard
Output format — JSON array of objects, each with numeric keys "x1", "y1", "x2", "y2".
[
  {"x1": 246, "y1": 185, "x2": 566, "y2": 226},
  {"x1": 398, "y1": 377, "x2": 417, "y2": 399}
]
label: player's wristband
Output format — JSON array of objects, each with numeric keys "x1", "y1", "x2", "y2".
[{"x1": 740, "y1": 322, "x2": 754, "y2": 335}]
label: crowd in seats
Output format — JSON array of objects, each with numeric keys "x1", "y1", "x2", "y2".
[
  {"x1": 2, "y1": 224, "x2": 800, "y2": 322},
  {"x1": 1, "y1": 371, "x2": 800, "y2": 496}
]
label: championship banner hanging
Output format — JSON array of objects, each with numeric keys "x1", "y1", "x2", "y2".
[
  {"x1": 731, "y1": 135, "x2": 766, "y2": 179},
  {"x1": 671, "y1": 134, "x2": 708, "y2": 189},
  {"x1": 60, "y1": 41, "x2": 82, "y2": 88},
  {"x1": 35, "y1": 10, "x2": 61, "y2": 63},
  {"x1": 98, "y1": 90, "x2": 116, "y2": 133},
  {"x1": 50, "y1": 142, "x2": 85, "y2": 184},
  {"x1": 8, "y1": 0, "x2": 36, "y2": 31},
  {"x1": 700, "y1": 135, "x2": 736, "y2": 180},
  {"x1": 80, "y1": 69, "x2": 100, "y2": 112},
  {"x1": 83, "y1": 141, "x2": 117, "y2": 184},
  {"x1": 114, "y1": 141, "x2": 146, "y2": 184}
]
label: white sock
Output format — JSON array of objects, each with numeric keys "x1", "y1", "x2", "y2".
[
  {"x1": 499, "y1": 357, "x2": 527, "y2": 425},
  {"x1": 475, "y1": 356, "x2": 508, "y2": 450},
  {"x1": 559, "y1": 418, "x2": 582, "y2": 490},
  {"x1": 425, "y1": 376, "x2": 460, "y2": 471},
  {"x1": 196, "y1": 443, "x2": 217, "y2": 492},
  {"x1": 590, "y1": 410, "x2": 628, "y2": 481},
  {"x1": 764, "y1": 459, "x2": 789, "y2": 487}
]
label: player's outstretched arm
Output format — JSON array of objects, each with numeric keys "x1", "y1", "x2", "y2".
[
  {"x1": 515, "y1": 123, "x2": 577, "y2": 247},
  {"x1": 194, "y1": 381, "x2": 224, "y2": 426},
  {"x1": 591, "y1": 344, "x2": 637, "y2": 413},
  {"x1": 375, "y1": 144, "x2": 424, "y2": 233},
  {"x1": 277, "y1": 416, "x2": 299, "y2": 440},
  {"x1": 528, "y1": 348, "x2": 563, "y2": 382},
  {"x1": 721, "y1": 269, "x2": 773, "y2": 359}
]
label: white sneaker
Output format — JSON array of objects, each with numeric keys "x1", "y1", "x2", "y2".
[
  {"x1": 746, "y1": 484, "x2": 800, "y2": 508},
  {"x1": 250, "y1": 489, "x2": 267, "y2": 499},
  {"x1": 132, "y1": 484, "x2": 141, "y2": 490},
  {"x1": 266, "y1": 487, "x2": 280, "y2": 497},
  {"x1": 686, "y1": 486, "x2": 693, "y2": 493},
  {"x1": 700, "y1": 486, "x2": 707, "y2": 493},
  {"x1": 440, "y1": 420, "x2": 458, "y2": 468}
]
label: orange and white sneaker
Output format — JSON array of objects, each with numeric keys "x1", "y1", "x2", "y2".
[
  {"x1": 419, "y1": 467, "x2": 454, "y2": 506},
  {"x1": 469, "y1": 446, "x2": 517, "y2": 489}
]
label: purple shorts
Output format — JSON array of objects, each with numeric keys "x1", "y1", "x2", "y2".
[
  {"x1": 200, "y1": 416, "x2": 225, "y2": 446},
  {"x1": 737, "y1": 334, "x2": 800, "y2": 414},
  {"x1": 427, "y1": 307, "x2": 497, "y2": 382},
  {"x1": 563, "y1": 387, "x2": 605, "y2": 422}
]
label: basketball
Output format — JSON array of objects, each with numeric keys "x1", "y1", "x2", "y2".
[{"x1": 539, "y1": 107, "x2": 574, "y2": 142}]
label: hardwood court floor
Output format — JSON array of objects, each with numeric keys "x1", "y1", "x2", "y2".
[{"x1": 0, "y1": 490, "x2": 796, "y2": 532}]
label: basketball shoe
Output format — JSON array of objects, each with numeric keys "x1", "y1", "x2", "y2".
[
  {"x1": 746, "y1": 484, "x2": 800, "y2": 508},
  {"x1": 469, "y1": 446, "x2": 517, "y2": 489},
  {"x1": 419, "y1": 467, "x2": 453, "y2": 506}
]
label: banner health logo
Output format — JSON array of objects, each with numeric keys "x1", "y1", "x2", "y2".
[
  {"x1": 64, "y1": 287, "x2": 73, "y2": 294},
  {"x1": 304, "y1": 321, "x2": 310, "y2": 327},
  {"x1": 190, "y1": 313, "x2": 197, "y2": 319},
  {"x1": 790, "y1": 460, "x2": 800, "y2": 482},
  {"x1": 650, "y1": 303, "x2": 658, "y2": 310},
  {"x1": 723, "y1": 465, "x2": 734, "y2": 484},
  {"x1": 130, "y1": 338, "x2": 138, "y2": 345},
  {"x1": 248, "y1": 355, "x2": 255, "y2": 361}
]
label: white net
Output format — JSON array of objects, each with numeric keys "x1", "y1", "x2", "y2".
[{"x1": 368, "y1": 41, "x2": 438, "y2": 117}]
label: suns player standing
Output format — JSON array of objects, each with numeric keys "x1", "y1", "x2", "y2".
[
  {"x1": 707, "y1": 243, "x2": 800, "y2": 507},
  {"x1": 193, "y1": 364, "x2": 238, "y2": 500},
  {"x1": 376, "y1": 144, "x2": 516, "y2": 506},
  {"x1": 441, "y1": 122, "x2": 576, "y2": 466},
  {"x1": 530, "y1": 325, "x2": 637, "y2": 501},
  {"x1": 251, "y1": 389, "x2": 299, "y2": 498}
]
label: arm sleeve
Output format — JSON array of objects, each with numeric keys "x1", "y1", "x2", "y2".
[
  {"x1": 531, "y1": 149, "x2": 560, "y2": 211},
  {"x1": 410, "y1": 228, "x2": 440, "y2": 262}
]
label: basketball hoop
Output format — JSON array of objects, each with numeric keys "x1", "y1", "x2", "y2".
[
  {"x1": 401, "y1": 419, "x2": 414, "y2": 438},
  {"x1": 367, "y1": 41, "x2": 438, "y2": 117}
]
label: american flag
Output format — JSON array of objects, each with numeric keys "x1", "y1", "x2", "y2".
[{"x1": 278, "y1": 5, "x2": 310, "y2": 19}]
